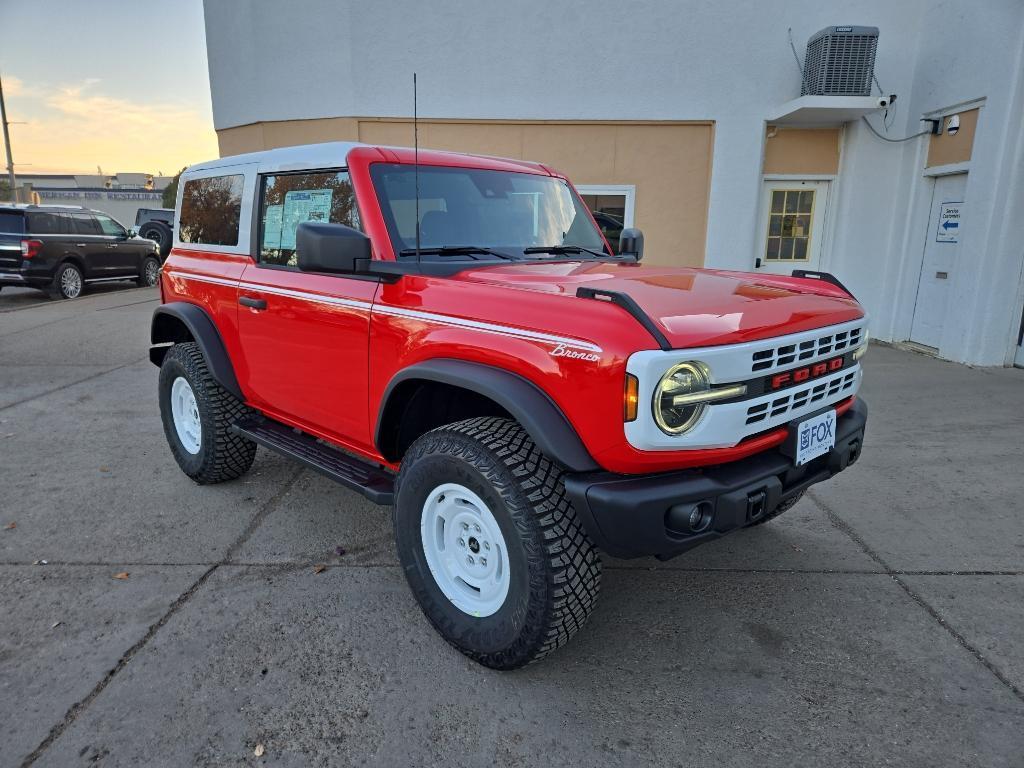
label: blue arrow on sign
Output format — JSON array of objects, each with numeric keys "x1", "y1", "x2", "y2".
[{"x1": 942, "y1": 220, "x2": 959, "y2": 231}]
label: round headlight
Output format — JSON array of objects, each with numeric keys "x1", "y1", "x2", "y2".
[{"x1": 653, "y1": 361, "x2": 710, "y2": 434}]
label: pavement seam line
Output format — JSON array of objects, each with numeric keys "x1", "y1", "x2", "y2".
[
  {"x1": 0, "y1": 297, "x2": 157, "y2": 338},
  {"x1": 0, "y1": 357, "x2": 148, "y2": 414},
  {"x1": 809, "y1": 489, "x2": 1024, "y2": 705},
  {"x1": 0, "y1": 290, "x2": 156, "y2": 315},
  {"x1": 17, "y1": 466, "x2": 305, "y2": 767},
  {"x1": 93, "y1": 297, "x2": 160, "y2": 311},
  {"x1": 3, "y1": 561, "x2": 1022, "y2": 576}
]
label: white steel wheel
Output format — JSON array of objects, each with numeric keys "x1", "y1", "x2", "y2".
[
  {"x1": 420, "y1": 482, "x2": 511, "y2": 617},
  {"x1": 170, "y1": 376, "x2": 202, "y2": 455}
]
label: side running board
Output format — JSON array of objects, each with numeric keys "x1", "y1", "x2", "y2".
[{"x1": 232, "y1": 417, "x2": 395, "y2": 505}]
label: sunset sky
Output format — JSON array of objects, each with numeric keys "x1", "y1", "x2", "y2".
[{"x1": 0, "y1": 0, "x2": 219, "y2": 176}]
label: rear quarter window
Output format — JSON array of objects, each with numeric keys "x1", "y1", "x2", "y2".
[
  {"x1": 26, "y1": 212, "x2": 71, "y2": 235},
  {"x1": 178, "y1": 174, "x2": 244, "y2": 246},
  {"x1": 0, "y1": 212, "x2": 24, "y2": 234}
]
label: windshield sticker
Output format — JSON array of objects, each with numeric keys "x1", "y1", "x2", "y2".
[
  {"x1": 262, "y1": 204, "x2": 283, "y2": 249},
  {"x1": 278, "y1": 189, "x2": 334, "y2": 249}
]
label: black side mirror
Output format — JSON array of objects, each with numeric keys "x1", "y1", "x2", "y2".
[
  {"x1": 619, "y1": 228, "x2": 644, "y2": 261},
  {"x1": 296, "y1": 222, "x2": 371, "y2": 274}
]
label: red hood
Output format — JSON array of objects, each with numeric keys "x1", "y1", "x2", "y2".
[{"x1": 451, "y1": 261, "x2": 864, "y2": 348}]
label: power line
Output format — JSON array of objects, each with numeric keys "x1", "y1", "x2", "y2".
[{"x1": 860, "y1": 115, "x2": 930, "y2": 143}]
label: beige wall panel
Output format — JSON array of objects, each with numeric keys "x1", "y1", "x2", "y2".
[
  {"x1": 217, "y1": 123, "x2": 266, "y2": 157},
  {"x1": 520, "y1": 124, "x2": 620, "y2": 181},
  {"x1": 261, "y1": 117, "x2": 359, "y2": 148},
  {"x1": 217, "y1": 118, "x2": 714, "y2": 267},
  {"x1": 762, "y1": 128, "x2": 840, "y2": 175},
  {"x1": 613, "y1": 124, "x2": 713, "y2": 268},
  {"x1": 354, "y1": 120, "x2": 413, "y2": 147},
  {"x1": 357, "y1": 120, "x2": 525, "y2": 159},
  {"x1": 926, "y1": 108, "x2": 978, "y2": 167}
]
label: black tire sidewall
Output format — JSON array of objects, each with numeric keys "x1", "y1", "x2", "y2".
[
  {"x1": 142, "y1": 223, "x2": 172, "y2": 257},
  {"x1": 158, "y1": 349, "x2": 215, "y2": 477},
  {"x1": 394, "y1": 449, "x2": 546, "y2": 659}
]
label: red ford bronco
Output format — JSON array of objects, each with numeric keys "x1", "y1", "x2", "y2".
[{"x1": 151, "y1": 142, "x2": 868, "y2": 669}]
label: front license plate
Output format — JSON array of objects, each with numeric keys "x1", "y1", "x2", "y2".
[{"x1": 795, "y1": 409, "x2": 836, "y2": 466}]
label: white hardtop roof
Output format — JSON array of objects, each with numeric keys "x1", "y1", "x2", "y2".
[{"x1": 184, "y1": 141, "x2": 366, "y2": 176}]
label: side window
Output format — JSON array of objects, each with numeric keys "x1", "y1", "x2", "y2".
[
  {"x1": 258, "y1": 170, "x2": 359, "y2": 267},
  {"x1": 53, "y1": 213, "x2": 73, "y2": 234},
  {"x1": 70, "y1": 213, "x2": 102, "y2": 236},
  {"x1": 95, "y1": 214, "x2": 126, "y2": 237},
  {"x1": 178, "y1": 174, "x2": 244, "y2": 246},
  {"x1": 26, "y1": 212, "x2": 60, "y2": 235}
]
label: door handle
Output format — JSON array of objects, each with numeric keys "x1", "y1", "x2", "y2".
[
  {"x1": 239, "y1": 296, "x2": 267, "y2": 310},
  {"x1": 755, "y1": 257, "x2": 762, "y2": 268},
  {"x1": 76, "y1": 243, "x2": 87, "y2": 247},
  {"x1": 106, "y1": 244, "x2": 117, "y2": 249}
]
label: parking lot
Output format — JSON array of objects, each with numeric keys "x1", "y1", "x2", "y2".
[{"x1": 1, "y1": 284, "x2": 1023, "y2": 767}]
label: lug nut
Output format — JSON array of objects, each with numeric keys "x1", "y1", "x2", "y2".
[
  {"x1": 457, "y1": 538, "x2": 465, "y2": 548},
  {"x1": 466, "y1": 555, "x2": 474, "y2": 565},
  {"x1": 480, "y1": 557, "x2": 487, "y2": 566},
  {"x1": 484, "y1": 541, "x2": 490, "y2": 551}
]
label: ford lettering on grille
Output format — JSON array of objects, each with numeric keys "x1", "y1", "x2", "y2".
[{"x1": 770, "y1": 355, "x2": 844, "y2": 390}]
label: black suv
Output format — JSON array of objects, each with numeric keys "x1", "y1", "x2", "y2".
[{"x1": 0, "y1": 204, "x2": 162, "y2": 299}]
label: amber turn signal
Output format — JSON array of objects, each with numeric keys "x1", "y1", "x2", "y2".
[{"x1": 624, "y1": 373, "x2": 639, "y2": 422}]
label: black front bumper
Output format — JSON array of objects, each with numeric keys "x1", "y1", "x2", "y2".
[{"x1": 564, "y1": 398, "x2": 867, "y2": 560}]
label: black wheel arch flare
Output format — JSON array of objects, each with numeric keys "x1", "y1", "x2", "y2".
[
  {"x1": 376, "y1": 358, "x2": 599, "y2": 473},
  {"x1": 149, "y1": 302, "x2": 243, "y2": 400}
]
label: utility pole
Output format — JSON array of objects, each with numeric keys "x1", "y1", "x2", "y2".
[{"x1": 0, "y1": 73, "x2": 17, "y2": 202}]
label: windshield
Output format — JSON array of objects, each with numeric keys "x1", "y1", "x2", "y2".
[{"x1": 370, "y1": 163, "x2": 608, "y2": 258}]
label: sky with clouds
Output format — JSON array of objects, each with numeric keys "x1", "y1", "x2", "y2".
[{"x1": 1, "y1": 0, "x2": 218, "y2": 175}]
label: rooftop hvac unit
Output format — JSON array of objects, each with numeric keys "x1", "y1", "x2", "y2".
[{"x1": 801, "y1": 26, "x2": 879, "y2": 97}]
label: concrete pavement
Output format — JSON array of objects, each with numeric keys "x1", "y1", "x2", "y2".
[{"x1": 1, "y1": 285, "x2": 1022, "y2": 767}]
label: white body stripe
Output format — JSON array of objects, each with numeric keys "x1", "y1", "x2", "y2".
[
  {"x1": 165, "y1": 270, "x2": 602, "y2": 353},
  {"x1": 371, "y1": 304, "x2": 602, "y2": 353}
]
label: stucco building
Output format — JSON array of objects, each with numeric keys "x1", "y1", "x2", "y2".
[{"x1": 202, "y1": 0, "x2": 1024, "y2": 366}]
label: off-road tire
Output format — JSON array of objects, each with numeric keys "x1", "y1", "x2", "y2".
[
  {"x1": 140, "y1": 221, "x2": 172, "y2": 258},
  {"x1": 393, "y1": 417, "x2": 602, "y2": 670},
  {"x1": 747, "y1": 490, "x2": 805, "y2": 527},
  {"x1": 137, "y1": 256, "x2": 160, "y2": 288},
  {"x1": 52, "y1": 262, "x2": 84, "y2": 300},
  {"x1": 158, "y1": 342, "x2": 256, "y2": 484}
]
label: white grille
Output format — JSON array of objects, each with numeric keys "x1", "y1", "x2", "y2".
[
  {"x1": 624, "y1": 319, "x2": 867, "y2": 451},
  {"x1": 751, "y1": 325, "x2": 864, "y2": 373},
  {"x1": 746, "y1": 370, "x2": 858, "y2": 426}
]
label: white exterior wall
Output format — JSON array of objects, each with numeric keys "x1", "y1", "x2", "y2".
[{"x1": 204, "y1": 0, "x2": 1024, "y2": 365}]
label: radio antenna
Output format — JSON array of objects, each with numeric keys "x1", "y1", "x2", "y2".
[{"x1": 413, "y1": 72, "x2": 421, "y2": 263}]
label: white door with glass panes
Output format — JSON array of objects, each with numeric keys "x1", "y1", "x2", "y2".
[{"x1": 756, "y1": 180, "x2": 829, "y2": 275}]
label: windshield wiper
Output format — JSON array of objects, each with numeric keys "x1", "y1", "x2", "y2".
[
  {"x1": 522, "y1": 245, "x2": 611, "y2": 259},
  {"x1": 399, "y1": 245, "x2": 513, "y2": 260}
]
